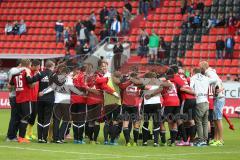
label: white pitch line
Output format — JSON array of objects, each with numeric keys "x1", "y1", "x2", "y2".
[{"x1": 0, "y1": 145, "x2": 239, "y2": 159}]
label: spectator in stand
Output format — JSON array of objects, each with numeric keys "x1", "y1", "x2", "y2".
[
  {"x1": 75, "y1": 20, "x2": 81, "y2": 36},
  {"x1": 18, "y1": 19, "x2": 27, "y2": 36},
  {"x1": 113, "y1": 41, "x2": 124, "y2": 71},
  {"x1": 89, "y1": 11, "x2": 97, "y2": 31},
  {"x1": 158, "y1": 37, "x2": 167, "y2": 63},
  {"x1": 124, "y1": 0, "x2": 132, "y2": 13},
  {"x1": 187, "y1": 12, "x2": 195, "y2": 28},
  {"x1": 225, "y1": 36, "x2": 235, "y2": 59},
  {"x1": 89, "y1": 30, "x2": 98, "y2": 50},
  {"x1": 227, "y1": 13, "x2": 237, "y2": 36},
  {"x1": 196, "y1": 0, "x2": 204, "y2": 12},
  {"x1": 139, "y1": 0, "x2": 143, "y2": 15},
  {"x1": 207, "y1": 16, "x2": 219, "y2": 29},
  {"x1": 78, "y1": 23, "x2": 89, "y2": 46},
  {"x1": 187, "y1": 2, "x2": 194, "y2": 14},
  {"x1": 143, "y1": 0, "x2": 150, "y2": 20},
  {"x1": 151, "y1": 0, "x2": 160, "y2": 10},
  {"x1": 63, "y1": 27, "x2": 70, "y2": 54},
  {"x1": 108, "y1": 6, "x2": 118, "y2": 25},
  {"x1": 63, "y1": 27, "x2": 70, "y2": 45},
  {"x1": 100, "y1": 28, "x2": 109, "y2": 42},
  {"x1": 137, "y1": 29, "x2": 149, "y2": 58},
  {"x1": 215, "y1": 15, "x2": 226, "y2": 27},
  {"x1": 100, "y1": 6, "x2": 109, "y2": 25},
  {"x1": 215, "y1": 36, "x2": 225, "y2": 59},
  {"x1": 4, "y1": 22, "x2": 13, "y2": 35},
  {"x1": 55, "y1": 20, "x2": 64, "y2": 44},
  {"x1": 12, "y1": 21, "x2": 19, "y2": 35},
  {"x1": 104, "y1": 16, "x2": 111, "y2": 31},
  {"x1": 181, "y1": 0, "x2": 187, "y2": 15},
  {"x1": 192, "y1": 12, "x2": 202, "y2": 28},
  {"x1": 148, "y1": 29, "x2": 159, "y2": 63},
  {"x1": 122, "y1": 6, "x2": 131, "y2": 35},
  {"x1": 110, "y1": 16, "x2": 121, "y2": 37}
]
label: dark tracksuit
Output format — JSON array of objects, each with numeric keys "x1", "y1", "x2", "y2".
[{"x1": 26, "y1": 69, "x2": 55, "y2": 141}]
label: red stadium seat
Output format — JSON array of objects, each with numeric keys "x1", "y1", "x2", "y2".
[
  {"x1": 231, "y1": 59, "x2": 239, "y2": 67},
  {"x1": 216, "y1": 59, "x2": 223, "y2": 66},
  {"x1": 208, "y1": 59, "x2": 216, "y2": 67},
  {"x1": 223, "y1": 59, "x2": 231, "y2": 66}
]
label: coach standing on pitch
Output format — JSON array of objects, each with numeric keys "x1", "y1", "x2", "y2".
[
  {"x1": 190, "y1": 68, "x2": 216, "y2": 146},
  {"x1": 199, "y1": 61, "x2": 225, "y2": 147}
]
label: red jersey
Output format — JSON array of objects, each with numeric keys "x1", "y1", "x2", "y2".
[
  {"x1": 95, "y1": 71, "x2": 115, "y2": 94},
  {"x1": 208, "y1": 84, "x2": 214, "y2": 110},
  {"x1": 86, "y1": 73, "x2": 103, "y2": 106},
  {"x1": 71, "y1": 72, "x2": 87, "y2": 104},
  {"x1": 171, "y1": 74, "x2": 195, "y2": 100},
  {"x1": 161, "y1": 80, "x2": 180, "y2": 107},
  {"x1": 120, "y1": 81, "x2": 142, "y2": 108},
  {"x1": 30, "y1": 70, "x2": 39, "y2": 102},
  {"x1": 11, "y1": 71, "x2": 32, "y2": 103}
]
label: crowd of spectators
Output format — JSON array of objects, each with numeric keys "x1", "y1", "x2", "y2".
[
  {"x1": 216, "y1": 36, "x2": 235, "y2": 59},
  {"x1": 54, "y1": 1, "x2": 133, "y2": 56},
  {"x1": 4, "y1": 19, "x2": 27, "y2": 36}
]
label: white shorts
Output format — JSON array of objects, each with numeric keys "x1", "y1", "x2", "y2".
[{"x1": 149, "y1": 47, "x2": 158, "y2": 55}]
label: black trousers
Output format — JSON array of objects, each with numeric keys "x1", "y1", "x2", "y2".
[
  {"x1": 28, "y1": 101, "x2": 38, "y2": 125},
  {"x1": 7, "y1": 97, "x2": 20, "y2": 139},
  {"x1": 37, "y1": 100, "x2": 54, "y2": 141},
  {"x1": 17, "y1": 102, "x2": 32, "y2": 138},
  {"x1": 52, "y1": 103, "x2": 70, "y2": 141},
  {"x1": 113, "y1": 53, "x2": 121, "y2": 71}
]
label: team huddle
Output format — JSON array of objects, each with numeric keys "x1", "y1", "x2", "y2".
[{"x1": 6, "y1": 58, "x2": 225, "y2": 147}]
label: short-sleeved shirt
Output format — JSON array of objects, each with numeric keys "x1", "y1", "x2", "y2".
[{"x1": 10, "y1": 71, "x2": 32, "y2": 103}]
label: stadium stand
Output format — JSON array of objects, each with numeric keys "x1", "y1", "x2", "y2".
[
  {"x1": 0, "y1": 0, "x2": 138, "y2": 57},
  {"x1": 0, "y1": 0, "x2": 239, "y2": 78}
]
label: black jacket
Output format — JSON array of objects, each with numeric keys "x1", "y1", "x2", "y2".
[
  {"x1": 26, "y1": 69, "x2": 55, "y2": 102},
  {"x1": 100, "y1": 9, "x2": 109, "y2": 24},
  {"x1": 113, "y1": 44, "x2": 124, "y2": 54},
  {"x1": 216, "y1": 40, "x2": 225, "y2": 50}
]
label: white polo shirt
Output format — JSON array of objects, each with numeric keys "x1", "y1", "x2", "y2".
[{"x1": 190, "y1": 73, "x2": 217, "y2": 104}]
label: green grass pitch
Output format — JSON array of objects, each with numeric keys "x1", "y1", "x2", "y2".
[{"x1": 0, "y1": 109, "x2": 240, "y2": 160}]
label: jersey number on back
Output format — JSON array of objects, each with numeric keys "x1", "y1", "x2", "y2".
[{"x1": 15, "y1": 75, "x2": 23, "y2": 89}]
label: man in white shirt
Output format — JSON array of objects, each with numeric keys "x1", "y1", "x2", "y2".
[
  {"x1": 199, "y1": 61, "x2": 225, "y2": 146},
  {"x1": 110, "y1": 16, "x2": 121, "y2": 37},
  {"x1": 190, "y1": 68, "x2": 217, "y2": 146}
]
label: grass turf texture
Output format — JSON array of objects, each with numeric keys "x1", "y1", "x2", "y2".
[{"x1": 0, "y1": 109, "x2": 240, "y2": 160}]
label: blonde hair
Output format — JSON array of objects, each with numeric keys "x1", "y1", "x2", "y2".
[
  {"x1": 199, "y1": 61, "x2": 209, "y2": 71},
  {"x1": 20, "y1": 59, "x2": 31, "y2": 67}
]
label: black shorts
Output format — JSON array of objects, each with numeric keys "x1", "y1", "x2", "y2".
[
  {"x1": 122, "y1": 105, "x2": 140, "y2": 122},
  {"x1": 87, "y1": 104, "x2": 102, "y2": 121},
  {"x1": 71, "y1": 103, "x2": 86, "y2": 122},
  {"x1": 208, "y1": 109, "x2": 214, "y2": 122},
  {"x1": 143, "y1": 104, "x2": 162, "y2": 123},
  {"x1": 163, "y1": 106, "x2": 180, "y2": 122},
  {"x1": 17, "y1": 102, "x2": 32, "y2": 120},
  {"x1": 104, "y1": 105, "x2": 121, "y2": 121},
  {"x1": 181, "y1": 99, "x2": 196, "y2": 120}
]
